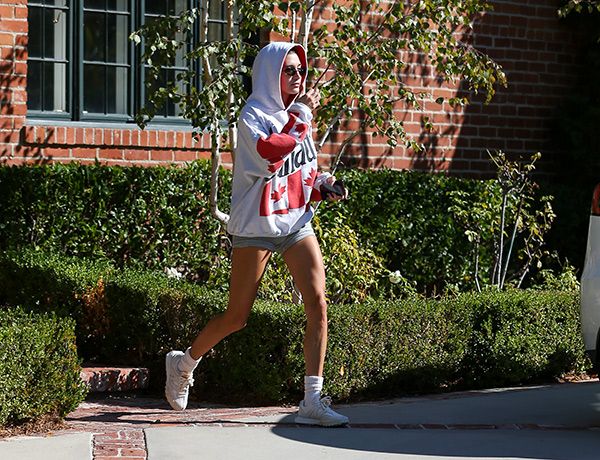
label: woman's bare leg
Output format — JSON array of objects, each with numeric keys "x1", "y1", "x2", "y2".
[
  {"x1": 284, "y1": 235, "x2": 349, "y2": 426},
  {"x1": 188, "y1": 246, "x2": 271, "y2": 360},
  {"x1": 283, "y1": 236, "x2": 328, "y2": 376}
]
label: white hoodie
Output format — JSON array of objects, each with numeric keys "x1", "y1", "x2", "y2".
[{"x1": 227, "y1": 42, "x2": 330, "y2": 237}]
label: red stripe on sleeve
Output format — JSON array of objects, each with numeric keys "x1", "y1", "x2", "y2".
[{"x1": 256, "y1": 133, "x2": 297, "y2": 161}]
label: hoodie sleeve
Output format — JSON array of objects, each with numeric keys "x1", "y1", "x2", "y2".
[{"x1": 239, "y1": 111, "x2": 309, "y2": 164}]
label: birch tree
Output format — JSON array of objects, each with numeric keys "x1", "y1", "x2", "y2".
[{"x1": 132, "y1": 0, "x2": 506, "y2": 223}]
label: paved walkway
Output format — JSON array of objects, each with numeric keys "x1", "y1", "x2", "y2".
[{"x1": 2, "y1": 379, "x2": 600, "y2": 459}]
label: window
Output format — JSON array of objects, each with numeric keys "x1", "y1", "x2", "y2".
[
  {"x1": 28, "y1": 1, "x2": 69, "y2": 114},
  {"x1": 82, "y1": 0, "x2": 131, "y2": 116},
  {"x1": 27, "y1": 0, "x2": 227, "y2": 124}
]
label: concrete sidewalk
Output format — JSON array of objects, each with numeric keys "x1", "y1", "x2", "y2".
[{"x1": 2, "y1": 380, "x2": 600, "y2": 459}]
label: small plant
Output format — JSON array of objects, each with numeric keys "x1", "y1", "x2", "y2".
[
  {"x1": 451, "y1": 151, "x2": 556, "y2": 291},
  {"x1": 535, "y1": 261, "x2": 580, "y2": 291}
]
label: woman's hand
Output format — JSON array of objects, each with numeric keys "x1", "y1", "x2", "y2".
[
  {"x1": 297, "y1": 88, "x2": 320, "y2": 111},
  {"x1": 323, "y1": 176, "x2": 348, "y2": 201}
]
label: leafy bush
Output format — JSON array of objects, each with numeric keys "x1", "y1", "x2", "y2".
[
  {"x1": 319, "y1": 168, "x2": 502, "y2": 294},
  {"x1": 0, "y1": 249, "x2": 588, "y2": 404},
  {"x1": 0, "y1": 161, "x2": 230, "y2": 284},
  {"x1": 0, "y1": 248, "x2": 216, "y2": 364},
  {"x1": 0, "y1": 308, "x2": 87, "y2": 426},
  {"x1": 0, "y1": 161, "x2": 569, "y2": 297}
]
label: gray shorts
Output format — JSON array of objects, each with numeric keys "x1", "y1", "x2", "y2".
[{"x1": 231, "y1": 223, "x2": 315, "y2": 254}]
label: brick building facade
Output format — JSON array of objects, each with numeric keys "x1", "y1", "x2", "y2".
[{"x1": 0, "y1": 1, "x2": 584, "y2": 176}]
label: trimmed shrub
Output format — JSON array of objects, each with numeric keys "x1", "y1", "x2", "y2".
[
  {"x1": 0, "y1": 308, "x2": 87, "y2": 426},
  {"x1": 459, "y1": 289, "x2": 587, "y2": 387},
  {"x1": 0, "y1": 162, "x2": 508, "y2": 296},
  {"x1": 0, "y1": 249, "x2": 588, "y2": 404},
  {"x1": 0, "y1": 161, "x2": 230, "y2": 284},
  {"x1": 0, "y1": 249, "x2": 115, "y2": 361}
]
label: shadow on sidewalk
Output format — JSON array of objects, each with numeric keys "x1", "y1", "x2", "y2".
[
  {"x1": 271, "y1": 424, "x2": 600, "y2": 459},
  {"x1": 268, "y1": 382, "x2": 600, "y2": 459}
]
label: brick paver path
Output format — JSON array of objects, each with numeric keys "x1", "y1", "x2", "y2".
[{"x1": 61, "y1": 396, "x2": 298, "y2": 459}]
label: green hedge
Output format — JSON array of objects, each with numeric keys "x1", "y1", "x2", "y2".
[
  {"x1": 0, "y1": 249, "x2": 588, "y2": 404},
  {"x1": 0, "y1": 308, "x2": 87, "y2": 426},
  {"x1": 325, "y1": 168, "x2": 502, "y2": 293},
  {"x1": 0, "y1": 161, "x2": 228, "y2": 284},
  {"x1": 0, "y1": 162, "x2": 503, "y2": 296}
]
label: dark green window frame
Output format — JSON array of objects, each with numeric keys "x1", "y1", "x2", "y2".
[{"x1": 27, "y1": 0, "x2": 225, "y2": 125}]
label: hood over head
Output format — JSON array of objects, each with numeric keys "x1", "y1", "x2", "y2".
[{"x1": 247, "y1": 42, "x2": 307, "y2": 113}]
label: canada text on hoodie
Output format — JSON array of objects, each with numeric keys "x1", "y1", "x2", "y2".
[{"x1": 227, "y1": 42, "x2": 331, "y2": 237}]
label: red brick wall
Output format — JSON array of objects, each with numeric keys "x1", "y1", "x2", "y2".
[
  {"x1": 17, "y1": 125, "x2": 216, "y2": 166},
  {"x1": 0, "y1": 0, "x2": 27, "y2": 163},
  {"x1": 0, "y1": 0, "x2": 584, "y2": 175},
  {"x1": 307, "y1": 0, "x2": 583, "y2": 177}
]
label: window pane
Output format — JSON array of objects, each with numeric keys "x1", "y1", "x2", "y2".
[
  {"x1": 106, "y1": 66, "x2": 129, "y2": 114},
  {"x1": 209, "y1": 0, "x2": 224, "y2": 20},
  {"x1": 43, "y1": 62, "x2": 67, "y2": 112},
  {"x1": 164, "y1": 68, "x2": 184, "y2": 117},
  {"x1": 168, "y1": 0, "x2": 187, "y2": 16},
  {"x1": 29, "y1": 7, "x2": 43, "y2": 58},
  {"x1": 83, "y1": 64, "x2": 105, "y2": 113},
  {"x1": 146, "y1": 0, "x2": 187, "y2": 16},
  {"x1": 107, "y1": 14, "x2": 128, "y2": 63},
  {"x1": 144, "y1": 67, "x2": 184, "y2": 117},
  {"x1": 84, "y1": 0, "x2": 105, "y2": 9},
  {"x1": 145, "y1": 0, "x2": 164, "y2": 15},
  {"x1": 84, "y1": 65, "x2": 129, "y2": 115},
  {"x1": 207, "y1": 24, "x2": 224, "y2": 42},
  {"x1": 175, "y1": 29, "x2": 186, "y2": 65},
  {"x1": 28, "y1": 2, "x2": 69, "y2": 115},
  {"x1": 45, "y1": 8, "x2": 67, "y2": 59},
  {"x1": 85, "y1": 0, "x2": 129, "y2": 11},
  {"x1": 28, "y1": 61, "x2": 42, "y2": 110},
  {"x1": 106, "y1": 0, "x2": 128, "y2": 12},
  {"x1": 84, "y1": 12, "x2": 105, "y2": 61}
]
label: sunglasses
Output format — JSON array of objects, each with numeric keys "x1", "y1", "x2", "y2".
[{"x1": 282, "y1": 66, "x2": 307, "y2": 77}]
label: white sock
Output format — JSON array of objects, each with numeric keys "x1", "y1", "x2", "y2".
[
  {"x1": 177, "y1": 348, "x2": 201, "y2": 374},
  {"x1": 304, "y1": 375, "x2": 323, "y2": 406}
]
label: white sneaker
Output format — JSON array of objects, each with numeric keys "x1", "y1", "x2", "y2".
[
  {"x1": 165, "y1": 350, "x2": 194, "y2": 411},
  {"x1": 295, "y1": 396, "x2": 349, "y2": 427}
]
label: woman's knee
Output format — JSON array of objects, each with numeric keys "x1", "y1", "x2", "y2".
[
  {"x1": 221, "y1": 311, "x2": 249, "y2": 334},
  {"x1": 305, "y1": 294, "x2": 328, "y2": 323}
]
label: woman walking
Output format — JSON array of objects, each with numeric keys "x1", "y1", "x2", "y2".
[{"x1": 165, "y1": 41, "x2": 349, "y2": 427}]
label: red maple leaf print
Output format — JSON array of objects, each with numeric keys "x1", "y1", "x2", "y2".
[
  {"x1": 271, "y1": 184, "x2": 286, "y2": 202},
  {"x1": 304, "y1": 168, "x2": 317, "y2": 188}
]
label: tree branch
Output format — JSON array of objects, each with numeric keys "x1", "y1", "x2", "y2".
[
  {"x1": 298, "y1": 0, "x2": 316, "y2": 50},
  {"x1": 226, "y1": 0, "x2": 237, "y2": 161},
  {"x1": 311, "y1": 0, "x2": 400, "y2": 90},
  {"x1": 209, "y1": 123, "x2": 230, "y2": 224},
  {"x1": 201, "y1": 0, "x2": 212, "y2": 82}
]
